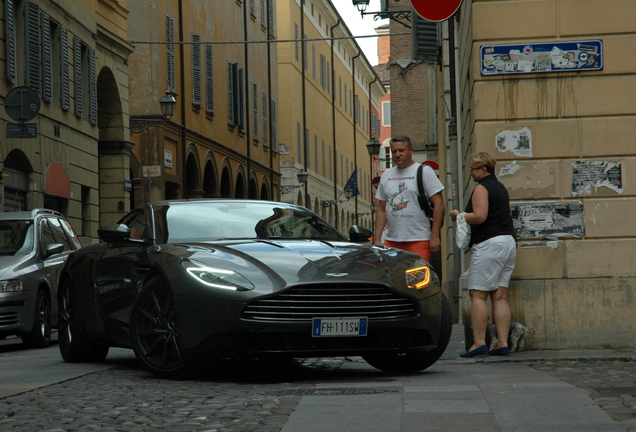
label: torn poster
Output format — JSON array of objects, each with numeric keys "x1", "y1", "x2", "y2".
[
  {"x1": 496, "y1": 127, "x2": 532, "y2": 157},
  {"x1": 571, "y1": 161, "x2": 622, "y2": 196},
  {"x1": 512, "y1": 201, "x2": 584, "y2": 239}
]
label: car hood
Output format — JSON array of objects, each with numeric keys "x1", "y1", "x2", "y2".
[
  {"x1": 0, "y1": 254, "x2": 32, "y2": 279},
  {"x1": 184, "y1": 239, "x2": 419, "y2": 286}
]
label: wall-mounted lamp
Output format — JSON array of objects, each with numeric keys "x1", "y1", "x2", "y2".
[
  {"x1": 281, "y1": 169, "x2": 308, "y2": 194},
  {"x1": 321, "y1": 186, "x2": 353, "y2": 208},
  {"x1": 130, "y1": 90, "x2": 177, "y2": 134},
  {"x1": 351, "y1": 0, "x2": 412, "y2": 28},
  {"x1": 366, "y1": 137, "x2": 381, "y2": 156}
]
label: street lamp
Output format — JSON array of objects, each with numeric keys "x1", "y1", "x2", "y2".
[
  {"x1": 281, "y1": 169, "x2": 308, "y2": 194},
  {"x1": 366, "y1": 137, "x2": 381, "y2": 156},
  {"x1": 321, "y1": 186, "x2": 353, "y2": 208},
  {"x1": 130, "y1": 90, "x2": 177, "y2": 134},
  {"x1": 351, "y1": 0, "x2": 412, "y2": 28}
]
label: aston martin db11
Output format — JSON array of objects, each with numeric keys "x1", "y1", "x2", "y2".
[{"x1": 58, "y1": 200, "x2": 452, "y2": 378}]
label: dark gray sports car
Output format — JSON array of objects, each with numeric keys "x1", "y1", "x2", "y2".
[{"x1": 58, "y1": 200, "x2": 452, "y2": 378}]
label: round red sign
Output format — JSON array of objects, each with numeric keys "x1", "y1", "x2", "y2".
[{"x1": 410, "y1": 0, "x2": 463, "y2": 22}]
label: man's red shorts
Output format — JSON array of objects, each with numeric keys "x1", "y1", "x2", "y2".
[{"x1": 383, "y1": 240, "x2": 431, "y2": 263}]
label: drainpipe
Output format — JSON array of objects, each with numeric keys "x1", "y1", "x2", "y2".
[
  {"x1": 352, "y1": 51, "x2": 361, "y2": 225},
  {"x1": 330, "y1": 19, "x2": 341, "y2": 227},
  {"x1": 300, "y1": 0, "x2": 309, "y2": 207},
  {"x1": 368, "y1": 75, "x2": 377, "y2": 231},
  {"x1": 178, "y1": 0, "x2": 187, "y2": 199},
  {"x1": 243, "y1": 2, "x2": 252, "y2": 197}
]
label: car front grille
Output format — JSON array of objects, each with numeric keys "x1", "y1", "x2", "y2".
[{"x1": 242, "y1": 283, "x2": 417, "y2": 322}]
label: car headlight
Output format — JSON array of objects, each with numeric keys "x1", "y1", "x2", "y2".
[
  {"x1": 405, "y1": 259, "x2": 432, "y2": 290},
  {"x1": 0, "y1": 280, "x2": 23, "y2": 292},
  {"x1": 181, "y1": 260, "x2": 254, "y2": 291}
]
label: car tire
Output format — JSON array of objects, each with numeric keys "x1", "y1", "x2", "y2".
[
  {"x1": 362, "y1": 292, "x2": 453, "y2": 373},
  {"x1": 130, "y1": 276, "x2": 194, "y2": 379},
  {"x1": 58, "y1": 279, "x2": 109, "y2": 362},
  {"x1": 22, "y1": 289, "x2": 52, "y2": 348}
]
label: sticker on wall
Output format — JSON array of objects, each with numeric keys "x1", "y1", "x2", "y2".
[
  {"x1": 481, "y1": 40, "x2": 602, "y2": 76},
  {"x1": 495, "y1": 127, "x2": 532, "y2": 157},
  {"x1": 498, "y1": 161, "x2": 521, "y2": 177},
  {"x1": 571, "y1": 161, "x2": 622, "y2": 196},
  {"x1": 511, "y1": 201, "x2": 584, "y2": 239}
]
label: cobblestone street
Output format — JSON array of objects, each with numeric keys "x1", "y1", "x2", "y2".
[
  {"x1": 0, "y1": 354, "x2": 635, "y2": 432},
  {"x1": 530, "y1": 359, "x2": 636, "y2": 432}
]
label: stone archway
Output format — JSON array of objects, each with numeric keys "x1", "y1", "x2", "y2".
[
  {"x1": 235, "y1": 167, "x2": 247, "y2": 198},
  {"x1": 203, "y1": 153, "x2": 218, "y2": 198},
  {"x1": 220, "y1": 165, "x2": 233, "y2": 198},
  {"x1": 185, "y1": 143, "x2": 203, "y2": 199},
  {"x1": 96, "y1": 67, "x2": 129, "y2": 227}
]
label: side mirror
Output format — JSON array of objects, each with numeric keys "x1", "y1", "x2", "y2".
[
  {"x1": 44, "y1": 243, "x2": 64, "y2": 257},
  {"x1": 97, "y1": 224, "x2": 133, "y2": 243},
  {"x1": 349, "y1": 225, "x2": 373, "y2": 243}
]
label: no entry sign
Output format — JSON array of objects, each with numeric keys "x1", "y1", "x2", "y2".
[{"x1": 410, "y1": 0, "x2": 463, "y2": 22}]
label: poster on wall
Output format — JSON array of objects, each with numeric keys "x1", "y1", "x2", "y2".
[
  {"x1": 571, "y1": 161, "x2": 622, "y2": 196},
  {"x1": 511, "y1": 201, "x2": 584, "y2": 239},
  {"x1": 480, "y1": 40, "x2": 602, "y2": 76}
]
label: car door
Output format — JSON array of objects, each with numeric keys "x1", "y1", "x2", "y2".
[
  {"x1": 94, "y1": 208, "x2": 155, "y2": 338},
  {"x1": 38, "y1": 218, "x2": 69, "y2": 303},
  {"x1": 42, "y1": 217, "x2": 78, "y2": 318}
]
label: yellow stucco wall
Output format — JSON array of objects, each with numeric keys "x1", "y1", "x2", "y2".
[{"x1": 450, "y1": 0, "x2": 636, "y2": 348}]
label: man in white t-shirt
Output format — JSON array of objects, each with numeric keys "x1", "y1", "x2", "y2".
[{"x1": 374, "y1": 135, "x2": 445, "y2": 263}]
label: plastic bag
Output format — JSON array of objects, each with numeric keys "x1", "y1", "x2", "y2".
[{"x1": 455, "y1": 212, "x2": 471, "y2": 250}]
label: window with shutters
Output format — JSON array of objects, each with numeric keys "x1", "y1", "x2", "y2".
[
  {"x1": 60, "y1": 26, "x2": 71, "y2": 111},
  {"x1": 74, "y1": 35, "x2": 83, "y2": 119},
  {"x1": 249, "y1": 0, "x2": 255, "y2": 17},
  {"x1": 260, "y1": 0, "x2": 266, "y2": 27},
  {"x1": 313, "y1": 135, "x2": 318, "y2": 172},
  {"x1": 270, "y1": 98, "x2": 277, "y2": 152},
  {"x1": 227, "y1": 63, "x2": 234, "y2": 125},
  {"x1": 41, "y1": 12, "x2": 53, "y2": 103},
  {"x1": 354, "y1": 95, "x2": 359, "y2": 123},
  {"x1": 191, "y1": 33, "x2": 201, "y2": 107},
  {"x1": 303, "y1": 34, "x2": 308, "y2": 70},
  {"x1": 296, "y1": 122, "x2": 301, "y2": 163},
  {"x1": 88, "y1": 47, "x2": 97, "y2": 125},
  {"x1": 319, "y1": 54, "x2": 325, "y2": 89},
  {"x1": 5, "y1": 0, "x2": 17, "y2": 85},
  {"x1": 294, "y1": 24, "x2": 299, "y2": 62},
  {"x1": 262, "y1": 91, "x2": 268, "y2": 148},
  {"x1": 252, "y1": 83, "x2": 259, "y2": 141},
  {"x1": 166, "y1": 15, "x2": 176, "y2": 92},
  {"x1": 412, "y1": 14, "x2": 440, "y2": 63},
  {"x1": 227, "y1": 63, "x2": 244, "y2": 131},
  {"x1": 26, "y1": 0, "x2": 40, "y2": 93},
  {"x1": 267, "y1": 1, "x2": 276, "y2": 38},
  {"x1": 60, "y1": 26, "x2": 70, "y2": 111},
  {"x1": 382, "y1": 101, "x2": 391, "y2": 126},
  {"x1": 305, "y1": 128, "x2": 310, "y2": 168},
  {"x1": 312, "y1": 45, "x2": 316, "y2": 79},
  {"x1": 237, "y1": 68, "x2": 245, "y2": 132},
  {"x1": 205, "y1": 45, "x2": 214, "y2": 115}
]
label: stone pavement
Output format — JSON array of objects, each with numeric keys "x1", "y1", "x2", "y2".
[{"x1": 0, "y1": 326, "x2": 634, "y2": 431}]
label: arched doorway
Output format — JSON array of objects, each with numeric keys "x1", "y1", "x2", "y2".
[{"x1": 1, "y1": 149, "x2": 32, "y2": 212}]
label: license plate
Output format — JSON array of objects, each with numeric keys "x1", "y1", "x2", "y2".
[{"x1": 312, "y1": 317, "x2": 368, "y2": 337}]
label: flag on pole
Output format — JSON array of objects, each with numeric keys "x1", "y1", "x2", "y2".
[{"x1": 344, "y1": 170, "x2": 360, "y2": 197}]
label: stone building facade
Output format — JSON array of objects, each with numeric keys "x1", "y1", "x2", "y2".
[
  {"x1": 0, "y1": 0, "x2": 131, "y2": 245},
  {"x1": 443, "y1": 0, "x2": 636, "y2": 349},
  {"x1": 127, "y1": 1, "x2": 280, "y2": 213},
  {"x1": 277, "y1": 0, "x2": 385, "y2": 232}
]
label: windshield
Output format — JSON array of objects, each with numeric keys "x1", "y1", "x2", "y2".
[
  {"x1": 0, "y1": 220, "x2": 34, "y2": 256},
  {"x1": 159, "y1": 202, "x2": 346, "y2": 243}
]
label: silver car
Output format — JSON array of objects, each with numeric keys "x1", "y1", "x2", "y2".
[{"x1": 0, "y1": 209, "x2": 82, "y2": 347}]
